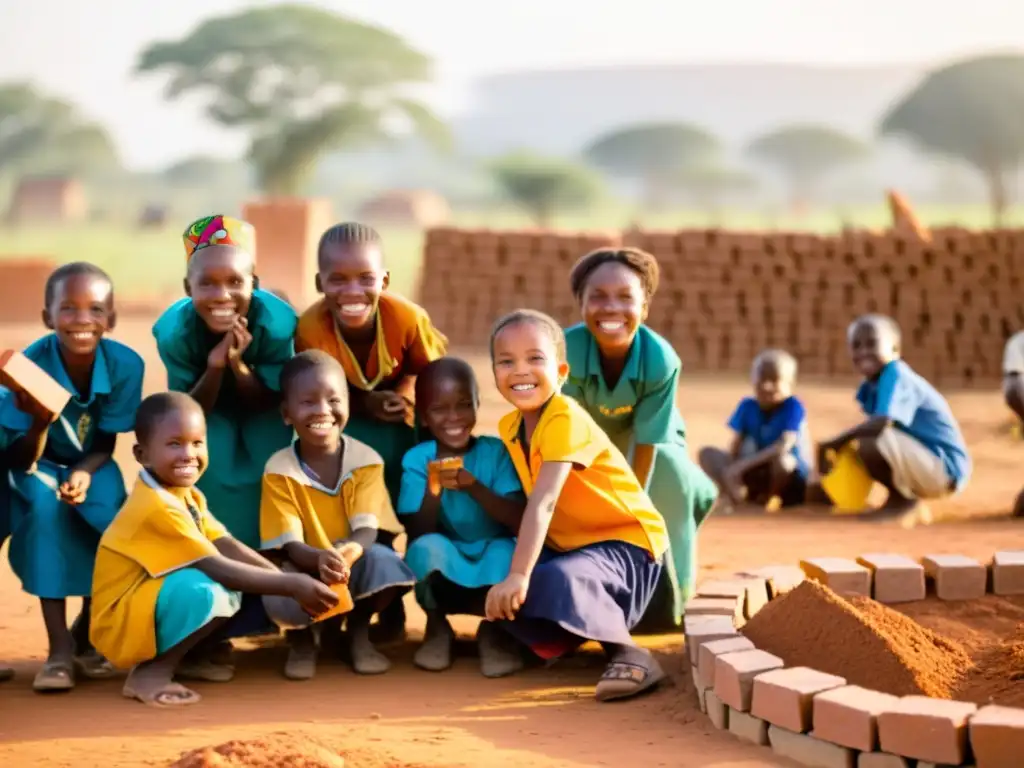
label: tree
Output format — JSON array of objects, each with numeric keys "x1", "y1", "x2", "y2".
[
  {"x1": 135, "y1": 4, "x2": 449, "y2": 196},
  {"x1": 879, "y1": 54, "x2": 1024, "y2": 224},
  {"x1": 584, "y1": 122, "x2": 721, "y2": 208},
  {"x1": 0, "y1": 82, "x2": 119, "y2": 177},
  {"x1": 746, "y1": 125, "x2": 868, "y2": 210},
  {"x1": 162, "y1": 155, "x2": 251, "y2": 188},
  {"x1": 490, "y1": 152, "x2": 604, "y2": 226},
  {"x1": 675, "y1": 164, "x2": 757, "y2": 212}
]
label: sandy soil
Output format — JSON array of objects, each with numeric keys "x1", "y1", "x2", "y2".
[{"x1": 2, "y1": 316, "x2": 1022, "y2": 767}]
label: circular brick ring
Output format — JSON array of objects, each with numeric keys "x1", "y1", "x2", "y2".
[{"x1": 683, "y1": 551, "x2": 1024, "y2": 767}]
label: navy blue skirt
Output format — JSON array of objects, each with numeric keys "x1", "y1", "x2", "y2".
[{"x1": 500, "y1": 540, "x2": 662, "y2": 659}]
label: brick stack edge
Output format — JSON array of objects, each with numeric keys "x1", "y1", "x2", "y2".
[{"x1": 420, "y1": 226, "x2": 1024, "y2": 387}]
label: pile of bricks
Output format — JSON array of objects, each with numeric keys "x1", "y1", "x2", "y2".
[
  {"x1": 685, "y1": 550, "x2": 1024, "y2": 767},
  {"x1": 419, "y1": 226, "x2": 1024, "y2": 387}
]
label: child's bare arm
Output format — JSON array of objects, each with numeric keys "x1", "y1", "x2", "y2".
[
  {"x1": 70, "y1": 431, "x2": 117, "y2": 475},
  {"x1": 632, "y1": 444, "x2": 655, "y2": 488},
  {"x1": 467, "y1": 484, "x2": 526, "y2": 533},
  {"x1": 189, "y1": 366, "x2": 226, "y2": 413},
  {"x1": 8, "y1": 420, "x2": 50, "y2": 472},
  {"x1": 403, "y1": 488, "x2": 443, "y2": 540},
  {"x1": 727, "y1": 433, "x2": 744, "y2": 460},
  {"x1": 727, "y1": 432, "x2": 797, "y2": 477},
  {"x1": 194, "y1": 553, "x2": 295, "y2": 594},
  {"x1": 821, "y1": 415, "x2": 891, "y2": 452},
  {"x1": 214, "y1": 536, "x2": 279, "y2": 571},
  {"x1": 228, "y1": 357, "x2": 278, "y2": 411}
]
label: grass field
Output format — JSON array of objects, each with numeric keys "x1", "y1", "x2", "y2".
[{"x1": 1, "y1": 202, "x2": 1020, "y2": 300}]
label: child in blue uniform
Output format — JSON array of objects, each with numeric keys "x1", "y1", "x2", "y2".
[
  {"x1": 818, "y1": 314, "x2": 971, "y2": 523},
  {"x1": 397, "y1": 358, "x2": 524, "y2": 673},
  {"x1": 0, "y1": 263, "x2": 143, "y2": 692},
  {"x1": 153, "y1": 215, "x2": 296, "y2": 550},
  {"x1": 699, "y1": 349, "x2": 813, "y2": 509}
]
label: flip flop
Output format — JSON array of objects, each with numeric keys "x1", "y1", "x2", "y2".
[
  {"x1": 123, "y1": 680, "x2": 201, "y2": 708},
  {"x1": 175, "y1": 659, "x2": 235, "y2": 683},
  {"x1": 32, "y1": 659, "x2": 75, "y2": 693},
  {"x1": 283, "y1": 645, "x2": 318, "y2": 681},
  {"x1": 74, "y1": 651, "x2": 119, "y2": 680},
  {"x1": 594, "y1": 655, "x2": 666, "y2": 702}
]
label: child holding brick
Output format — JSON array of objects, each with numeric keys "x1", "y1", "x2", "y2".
[
  {"x1": 698, "y1": 349, "x2": 813, "y2": 510},
  {"x1": 295, "y1": 221, "x2": 448, "y2": 640},
  {"x1": 152, "y1": 215, "x2": 296, "y2": 551},
  {"x1": 0, "y1": 262, "x2": 144, "y2": 692},
  {"x1": 563, "y1": 247, "x2": 717, "y2": 630},
  {"x1": 818, "y1": 314, "x2": 971, "y2": 522}
]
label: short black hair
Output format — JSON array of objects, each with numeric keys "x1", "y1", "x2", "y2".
[
  {"x1": 280, "y1": 350, "x2": 349, "y2": 402},
  {"x1": 44, "y1": 262, "x2": 114, "y2": 308},
  {"x1": 415, "y1": 357, "x2": 479, "y2": 410},
  {"x1": 752, "y1": 349, "x2": 798, "y2": 381},
  {"x1": 848, "y1": 314, "x2": 902, "y2": 345},
  {"x1": 490, "y1": 309, "x2": 566, "y2": 363},
  {"x1": 316, "y1": 222, "x2": 383, "y2": 271},
  {"x1": 135, "y1": 392, "x2": 202, "y2": 444},
  {"x1": 568, "y1": 247, "x2": 660, "y2": 303}
]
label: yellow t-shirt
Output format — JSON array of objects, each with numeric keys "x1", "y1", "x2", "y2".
[
  {"x1": 498, "y1": 394, "x2": 668, "y2": 559},
  {"x1": 90, "y1": 471, "x2": 229, "y2": 669}
]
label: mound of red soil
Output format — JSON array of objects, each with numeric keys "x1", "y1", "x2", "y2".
[
  {"x1": 956, "y1": 630, "x2": 1024, "y2": 708},
  {"x1": 170, "y1": 736, "x2": 346, "y2": 768}
]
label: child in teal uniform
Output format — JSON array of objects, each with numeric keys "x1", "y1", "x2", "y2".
[
  {"x1": 562, "y1": 248, "x2": 718, "y2": 630},
  {"x1": 0, "y1": 262, "x2": 143, "y2": 692},
  {"x1": 153, "y1": 215, "x2": 296, "y2": 550},
  {"x1": 397, "y1": 358, "x2": 525, "y2": 673}
]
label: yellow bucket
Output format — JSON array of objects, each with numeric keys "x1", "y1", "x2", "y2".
[{"x1": 821, "y1": 442, "x2": 874, "y2": 514}]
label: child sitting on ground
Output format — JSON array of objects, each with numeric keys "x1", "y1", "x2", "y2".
[
  {"x1": 818, "y1": 314, "x2": 971, "y2": 522},
  {"x1": 699, "y1": 349, "x2": 812, "y2": 510},
  {"x1": 398, "y1": 357, "x2": 525, "y2": 673},
  {"x1": 1002, "y1": 329, "x2": 1024, "y2": 434},
  {"x1": 259, "y1": 351, "x2": 415, "y2": 679},
  {"x1": 484, "y1": 309, "x2": 668, "y2": 702},
  {"x1": 90, "y1": 392, "x2": 337, "y2": 708},
  {"x1": 0, "y1": 262, "x2": 143, "y2": 693}
]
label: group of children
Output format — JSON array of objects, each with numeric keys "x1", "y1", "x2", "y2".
[{"x1": 0, "y1": 215, "x2": 974, "y2": 708}]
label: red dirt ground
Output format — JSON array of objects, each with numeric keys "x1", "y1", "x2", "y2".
[{"x1": 2, "y1": 316, "x2": 1022, "y2": 767}]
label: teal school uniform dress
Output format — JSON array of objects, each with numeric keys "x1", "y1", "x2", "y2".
[
  {"x1": 0, "y1": 335, "x2": 143, "y2": 598},
  {"x1": 562, "y1": 323, "x2": 718, "y2": 628},
  {"x1": 153, "y1": 289, "x2": 296, "y2": 549},
  {"x1": 397, "y1": 436, "x2": 521, "y2": 612}
]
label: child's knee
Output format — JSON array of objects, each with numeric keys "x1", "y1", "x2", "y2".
[
  {"x1": 697, "y1": 446, "x2": 727, "y2": 477},
  {"x1": 1005, "y1": 377, "x2": 1024, "y2": 412}
]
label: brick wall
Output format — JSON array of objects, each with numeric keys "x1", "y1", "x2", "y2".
[{"x1": 419, "y1": 226, "x2": 1024, "y2": 387}]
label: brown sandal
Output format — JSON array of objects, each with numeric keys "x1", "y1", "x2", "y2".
[
  {"x1": 123, "y1": 680, "x2": 202, "y2": 708},
  {"x1": 33, "y1": 659, "x2": 75, "y2": 692},
  {"x1": 595, "y1": 656, "x2": 665, "y2": 702}
]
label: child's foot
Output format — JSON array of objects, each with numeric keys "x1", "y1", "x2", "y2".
[
  {"x1": 123, "y1": 665, "x2": 200, "y2": 708},
  {"x1": 284, "y1": 628, "x2": 318, "y2": 681},
  {"x1": 176, "y1": 657, "x2": 236, "y2": 683},
  {"x1": 369, "y1": 601, "x2": 407, "y2": 646},
  {"x1": 73, "y1": 649, "x2": 119, "y2": 680},
  {"x1": 865, "y1": 495, "x2": 929, "y2": 526},
  {"x1": 32, "y1": 657, "x2": 75, "y2": 693},
  {"x1": 595, "y1": 648, "x2": 665, "y2": 702},
  {"x1": 349, "y1": 622, "x2": 391, "y2": 675},
  {"x1": 477, "y1": 621, "x2": 524, "y2": 678},
  {"x1": 414, "y1": 616, "x2": 455, "y2": 672}
]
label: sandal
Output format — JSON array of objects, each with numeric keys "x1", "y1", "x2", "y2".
[
  {"x1": 33, "y1": 659, "x2": 75, "y2": 693},
  {"x1": 123, "y1": 680, "x2": 201, "y2": 708},
  {"x1": 595, "y1": 655, "x2": 665, "y2": 702},
  {"x1": 74, "y1": 650, "x2": 119, "y2": 680},
  {"x1": 176, "y1": 658, "x2": 235, "y2": 683}
]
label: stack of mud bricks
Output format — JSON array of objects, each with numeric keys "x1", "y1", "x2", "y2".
[
  {"x1": 0, "y1": 258, "x2": 56, "y2": 323},
  {"x1": 419, "y1": 226, "x2": 1024, "y2": 386},
  {"x1": 684, "y1": 550, "x2": 1024, "y2": 767}
]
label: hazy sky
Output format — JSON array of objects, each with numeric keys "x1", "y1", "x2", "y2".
[{"x1": 1, "y1": 0, "x2": 1019, "y2": 168}]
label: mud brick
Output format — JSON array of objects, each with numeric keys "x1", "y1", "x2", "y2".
[
  {"x1": 697, "y1": 576, "x2": 769, "y2": 618},
  {"x1": 705, "y1": 688, "x2": 727, "y2": 729},
  {"x1": 742, "y1": 564, "x2": 806, "y2": 598},
  {"x1": 684, "y1": 615, "x2": 738, "y2": 665},
  {"x1": 800, "y1": 558, "x2": 871, "y2": 596},
  {"x1": 685, "y1": 596, "x2": 743, "y2": 622},
  {"x1": 728, "y1": 707, "x2": 769, "y2": 746},
  {"x1": 698, "y1": 636, "x2": 756, "y2": 689},
  {"x1": 969, "y1": 704, "x2": 1024, "y2": 768},
  {"x1": 0, "y1": 350, "x2": 72, "y2": 419},
  {"x1": 921, "y1": 554, "x2": 987, "y2": 601},
  {"x1": 714, "y1": 649, "x2": 784, "y2": 711},
  {"x1": 857, "y1": 754, "x2": 913, "y2": 768},
  {"x1": 856, "y1": 553, "x2": 926, "y2": 603},
  {"x1": 813, "y1": 685, "x2": 900, "y2": 752},
  {"x1": 991, "y1": 551, "x2": 1024, "y2": 596},
  {"x1": 768, "y1": 725, "x2": 856, "y2": 768},
  {"x1": 751, "y1": 667, "x2": 847, "y2": 733},
  {"x1": 878, "y1": 696, "x2": 977, "y2": 764}
]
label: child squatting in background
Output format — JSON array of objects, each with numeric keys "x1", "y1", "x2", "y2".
[
  {"x1": 0, "y1": 262, "x2": 143, "y2": 692},
  {"x1": 817, "y1": 314, "x2": 971, "y2": 522},
  {"x1": 260, "y1": 351, "x2": 415, "y2": 679},
  {"x1": 90, "y1": 392, "x2": 338, "y2": 708},
  {"x1": 699, "y1": 349, "x2": 813, "y2": 510},
  {"x1": 397, "y1": 357, "x2": 525, "y2": 673},
  {"x1": 485, "y1": 309, "x2": 668, "y2": 701}
]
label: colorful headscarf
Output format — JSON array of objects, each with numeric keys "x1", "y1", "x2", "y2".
[{"x1": 183, "y1": 215, "x2": 256, "y2": 262}]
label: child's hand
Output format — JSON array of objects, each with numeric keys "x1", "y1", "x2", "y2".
[
  {"x1": 13, "y1": 388, "x2": 57, "y2": 428},
  {"x1": 720, "y1": 465, "x2": 745, "y2": 505},
  {"x1": 336, "y1": 541, "x2": 364, "y2": 565},
  {"x1": 58, "y1": 469, "x2": 92, "y2": 506},
  {"x1": 207, "y1": 332, "x2": 234, "y2": 370},
  {"x1": 288, "y1": 573, "x2": 340, "y2": 615},
  {"x1": 316, "y1": 548, "x2": 350, "y2": 585},
  {"x1": 366, "y1": 391, "x2": 410, "y2": 423},
  {"x1": 228, "y1": 318, "x2": 253, "y2": 366},
  {"x1": 817, "y1": 441, "x2": 839, "y2": 475},
  {"x1": 439, "y1": 467, "x2": 477, "y2": 492},
  {"x1": 485, "y1": 573, "x2": 529, "y2": 621}
]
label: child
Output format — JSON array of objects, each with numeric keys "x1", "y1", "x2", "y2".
[
  {"x1": 0, "y1": 262, "x2": 143, "y2": 693},
  {"x1": 259, "y1": 351, "x2": 415, "y2": 678},
  {"x1": 699, "y1": 349, "x2": 813, "y2": 509},
  {"x1": 295, "y1": 221, "x2": 447, "y2": 639},
  {"x1": 818, "y1": 314, "x2": 971, "y2": 521},
  {"x1": 1, "y1": 446, "x2": 14, "y2": 683},
  {"x1": 484, "y1": 309, "x2": 668, "y2": 702},
  {"x1": 1002, "y1": 329, "x2": 1024, "y2": 430},
  {"x1": 90, "y1": 392, "x2": 338, "y2": 708},
  {"x1": 397, "y1": 357, "x2": 525, "y2": 673},
  {"x1": 563, "y1": 247, "x2": 717, "y2": 630},
  {"x1": 152, "y1": 215, "x2": 296, "y2": 549}
]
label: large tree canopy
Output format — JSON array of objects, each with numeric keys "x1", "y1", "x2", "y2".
[
  {"x1": 136, "y1": 4, "x2": 449, "y2": 195},
  {"x1": 490, "y1": 152, "x2": 604, "y2": 226},
  {"x1": 880, "y1": 54, "x2": 1024, "y2": 223}
]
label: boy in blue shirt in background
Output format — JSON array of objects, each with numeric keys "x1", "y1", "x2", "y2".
[
  {"x1": 699, "y1": 349, "x2": 812, "y2": 510},
  {"x1": 817, "y1": 314, "x2": 970, "y2": 522}
]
